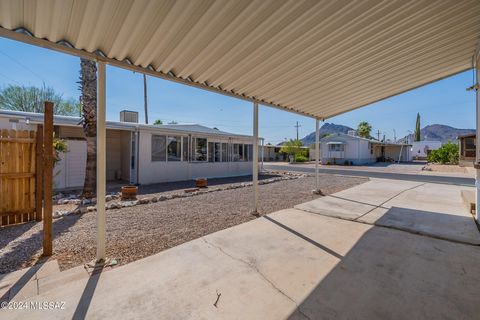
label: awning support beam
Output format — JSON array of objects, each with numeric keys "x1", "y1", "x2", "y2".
[
  {"x1": 252, "y1": 102, "x2": 259, "y2": 215},
  {"x1": 313, "y1": 118, "x2": 321, "y2": 194},
  {"x1": 475, "y1": 52, "x2": 480, "y2": 222},
  {"x1": 96, "y1": 61, "x2": 106, "y2": 261}
]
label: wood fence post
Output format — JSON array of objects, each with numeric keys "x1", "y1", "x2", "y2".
[
  {"x1": 35, "y1": 124, "x2": 43, "y2": 221},
  {"x1": 43, "y1": 102, "x2": 53, "y2": 256}
]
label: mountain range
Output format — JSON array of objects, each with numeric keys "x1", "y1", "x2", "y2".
[
  {"x1": 400, "y1": 124, "x2": 474, "y2": 144},
  {"x1": 300, "y1": 123, "x2": 354, "y2": 145},
  {"x1": 299, "y1": 123, "x2": 474, "y2": 146}
]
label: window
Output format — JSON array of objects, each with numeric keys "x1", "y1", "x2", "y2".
[
  {"x1": 167, "y1": 136, "x2": 181, "y2": 161},
  {"x1": 247, "y1": 144, "x2": 253, "y2": 161},
  {"x1": 208, "y1": 142, "x2": 214, "y2": 162},
  {"x1": 215, "y1": 142, "x2": 221, "y2": 162},
  {"x1": 182, "y1": 136, "x2": 189, "y2": 161},
  {"x1": 239, "y1": 144, "x2": 244, "y2": 161},
  {"x1": 233, "y1": 144, "x2": 240, "y2": 161},
  {"x1": 221, "y1": 143, "x2": 228, "y2": 162},
  {"x1": 151, "y1": 135, "x2": 166, "y2": 161},
  {"x1": 193, "y1": 137, "x2": 207, "y2": 161},
  {"x1": 328, "y1": 144, "x2": 344, "y2": 152}
]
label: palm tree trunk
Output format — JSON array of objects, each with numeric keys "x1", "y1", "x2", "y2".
[{"x1": 79, "y1": 58, "x2": 97, "y2": 198}]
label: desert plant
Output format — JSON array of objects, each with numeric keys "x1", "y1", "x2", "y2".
[
  {"x1": 427, "y1": 142, "x2": 459, "y2": 164},
  {"x1": 325, "y1": 161, "x2": 331, "y2": 165},
  {"x1": 295, "y1": 154, "x2": 308, "y2": 162},
  {"x1": 79, "y1": 58, "x2": 97, "y2": 198},
  {"x1": 357, "y1": 121, "x2": 372, "y2": 138},
  {"x1": 279, "y1": 139, "x2": 305, "y2": 162},
  {"x1": 414, "y1": 113, "x2": 421, "y2": 142}
]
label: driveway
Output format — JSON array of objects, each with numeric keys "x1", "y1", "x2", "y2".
[
  {"x1": 264, "y1": 163, "x2": 475, "y2": 186},
  {"x1": 2, "y1": 179, "x2": 480, "y2": 319}
]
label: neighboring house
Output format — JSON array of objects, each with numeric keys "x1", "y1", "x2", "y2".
[
  {"x1": 458, "y1": 133, "x2": 475, "y2": 167},
  {"x1": 316, "y1": 133, "x2": 411, "y2": 165},
  {"x1": 0, "y1": 109, "x2": 255, "y2": 190},
  {"x1": 410, "y1": 141, "x2": 442, "y2": 160}
]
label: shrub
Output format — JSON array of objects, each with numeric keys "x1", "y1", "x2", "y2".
[
  {"x1": 427, "y1": 142, "x2": 459, "y2": 164},
  {"x1": 294, "y1": 154, "x2": 308, "y2": 162},
  {"x1": 325, "y1": 161, "x2": 331, "y2": 165},
  {"x1": 344, "y1": 160, "x2": 350, "y2": 166}
]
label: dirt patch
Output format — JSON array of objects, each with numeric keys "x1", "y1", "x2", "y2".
[
  {"x1": 0, "y1": 174, "x2": 367, "y2": 274},
  {"x1": 424, "y1": 163, "x2": 472, "y2": 174}
]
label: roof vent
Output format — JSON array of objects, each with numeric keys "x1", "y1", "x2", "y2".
[
  {"x1": 120, "y1": 110, "x2": 139, "y2": 123},
  {"x1": 347, "y1": 130, "x2": 357, "y2": 136}
]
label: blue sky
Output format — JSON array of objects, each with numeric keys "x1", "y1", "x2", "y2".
[{"x1": 0, "y1": 37, "x2": 475, "y2": 145}]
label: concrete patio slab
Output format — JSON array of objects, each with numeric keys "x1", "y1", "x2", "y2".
[
  {"x1": 294, "y1": 179, "x2": 422, "y2": 220},
  {"x1": 3, "y1": 208, "x2": 480, "y2": 320},
  {"x1": 295, "y1": 178, "x2": 480, "y2": 245},
  {"x1": 358, "y1": 183, "x2": 480, "y2": 245}
]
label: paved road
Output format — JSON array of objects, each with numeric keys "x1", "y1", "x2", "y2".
[{"x1": 264, "y1": 164, "x2": 475, "y2": 186}]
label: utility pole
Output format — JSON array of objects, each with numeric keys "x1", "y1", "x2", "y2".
[
  {"x1": 294, "y1": 121, "x2": 301, "y2": 140},
  {"x1": 143, "y1": 74, "x2": 148, "y2": 124},
  {"x1": 393, "y1": 129, "x2": 397, "y2": 142},
  {"x1": 376, "y1": 129, "x2": 381, "y2": 141}
]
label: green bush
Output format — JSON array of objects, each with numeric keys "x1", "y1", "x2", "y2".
[
  {"x1": 344, "y1": 160, "x2": 349, "y2": 166},
  {"x1": 325, "y1": 161, "x2": 331, "y2": 165},
  {"x1": 294, "y1": 154, "x2": 308, "y2": 162},
  {"x1": 427, "y1": 142, "x2": 459, "y2": 164}
]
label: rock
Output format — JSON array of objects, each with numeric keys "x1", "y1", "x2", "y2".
[
  {"x1": 69, "y1": 199, "x2": 81, "y2": 205},
  {"x1": 82, "y1": 199, "x2": 91, "y2": 205},
  {"x1": 53, "y1": 210, "x2": 68, "y2": 219},
  {"x1": 151, "y1": 197, "x2": 158, "y2": 203},
  {"x1": 105, "y1": 195, "x2": 114, "y2": 202},
  {"x1": 106, "y1": 202, "x2": 121, "y2": 210},
  {"x1": 87, "y1": 206, "x2": 96, "y2": 212},
  {"x1": 157, "y1": 196, "x2": 167, "y2": 201},
  {"x1": 79, "y1": 207, "x2": 88, "y2": 214},
  {"x1": 72, "y1": 208, "x2": 81, "y2": 214},
  {"x1": 121, "y1": 200, "x2": 138, "y2": 207},
  {"x1": 138, "y1": 197, "x2": 153, "y2": 204}
]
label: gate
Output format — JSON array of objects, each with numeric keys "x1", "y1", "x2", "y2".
[{"x1": 0, "y1": 129, "x2": 37, "y2": 226}]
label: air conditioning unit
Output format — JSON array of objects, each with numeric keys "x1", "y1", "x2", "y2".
[{"x1": 120, "y1": 110, "x2": 139, "y2": 123}]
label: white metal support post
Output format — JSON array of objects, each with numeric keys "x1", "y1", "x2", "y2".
[
  {"x1": 252, "y1": 102, "x2": 259, "y2": 214},
  {"x1": 476, "y1": 52, "x2": 480, "y2": 222},
  {"x1": 96, "y1": 60, "x2": 107, "y2": 261},
  {"x1": 314, "y1": 118, "x2": 320, "y2": 193}
]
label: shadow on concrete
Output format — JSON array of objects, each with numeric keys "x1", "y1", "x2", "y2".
[
  {"x1": 72, "y1": 266, "x2": 103, "y2": 320},
  {"x1": 263, "y1": 215, "x2": 343, "y2": 259},
  {"x1": 370, "y1": 206, "x2": 480, "y2": 245},
  {"x1": 130, "y1": 173, "x2": 282, "y2": 196},
  {"x1": 0, "y1": 259, "x2": 48, "y2": 303},
  {"x1": 287, "y1": 224, "x2": 480, "y2": 319}
]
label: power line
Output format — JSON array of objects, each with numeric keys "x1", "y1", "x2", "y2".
[
  {"x1": 0, "y1": 49, "x2": 49, "y2": 85},
  {"x1": 294, "y1": 121, "x2": 301, "y2": 140}
]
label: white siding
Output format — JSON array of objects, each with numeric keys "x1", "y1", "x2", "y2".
[
  {"x1": 138, "y1": 131, "x2": 253, "y2": 184},
  {"x1": 54, "y1": 140, "x2": 86, "y2": 190}
]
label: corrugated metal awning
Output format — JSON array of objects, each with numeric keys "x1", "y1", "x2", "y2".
[
  {"x1": 0, "y1": 0, "x2": 479, "y2": 119},
  {"x1": 326, "y1": 141, "x2": 345, "y2": 145}
]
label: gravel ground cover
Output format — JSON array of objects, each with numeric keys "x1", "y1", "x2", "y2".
[{"x1": 0, "y1": 173, "x2": 367, "y2": 274}]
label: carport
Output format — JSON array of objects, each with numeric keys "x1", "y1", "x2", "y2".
[{"x1": 0, "y1": 0, "x2": 479, "y2": 262}]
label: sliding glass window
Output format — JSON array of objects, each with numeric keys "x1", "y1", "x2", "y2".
[
  {"x1": 151, "y1": 135, "x2": 166, "y2": 161},
  {"x1": 167, "y1": 136, "x2": 181, "y2": 161}
]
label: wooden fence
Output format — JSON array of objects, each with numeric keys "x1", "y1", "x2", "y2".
[{"x1": 0, "y1": 129, "x2": 37, "y2": 226}]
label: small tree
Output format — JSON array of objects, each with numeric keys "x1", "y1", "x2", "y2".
[
  {"x1": 0, "y1": 84, "x2": 80, "y2": 115},
  {"x1": 414, "y1": 113, "x2": 421, "y2": 142},
  {"x1": 279, "y1": 139, "x2": 305, "y2": 162},
  {"x1": 357, "y1": 121, "x2": 372, "y2": 138},
  {"x1": 153, "y1": 119, "x2": 163, "y2": 125},
  {"x1": 427, "y1": 142, "x2": 459, "y2": 164}
]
